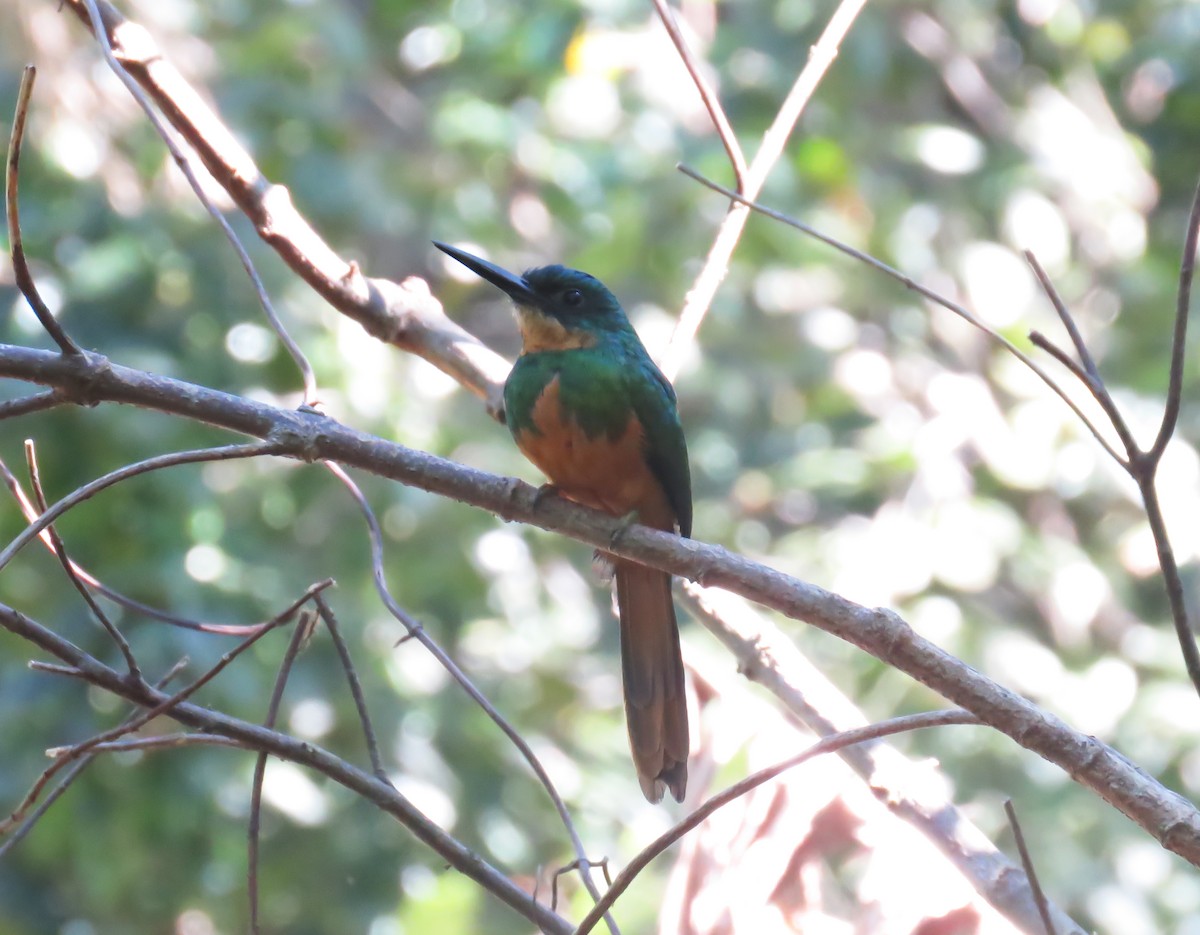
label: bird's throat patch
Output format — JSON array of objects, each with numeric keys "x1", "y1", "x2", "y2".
[{"x1": 516, "y1": 305, "x2": 596, "y2": 352}]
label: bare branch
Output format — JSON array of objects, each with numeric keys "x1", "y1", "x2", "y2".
[
  {"x1": 680, "y1": 583, "x2": 1086, "y2": 935},
  {"x1": 78, "y1": 0, "x2": 318, "y2": 405},
  {"x1": 1, "y1": 592, "x2": 302, "y2": 835},
  {"x1": 3, "y1": 345, "x2": 1199, "y2": 867},
  {"x1": 1004, "y1": 800, "x2": 1057, "y2": 935},
  {"x1": 6, "y1": 66, "x2": 81, "y2": 356},
  {"x1": 678, "y1": 165, "x2": 1128, "y2": 464},
  {"x1": 573, "y1": 710, "x2": 979, "y2": 935},
  {"x1": 61, "y1": 0, "x2": 509, "y2": 417},
  {"x1": 660, "y1": 0, "x2": 870, "y2": 381},
  {"x1": 1136, "y1": 479, "x2": 1200, "y2": 701},
  {"x1": 1151, "y1": 174, "x2": 1200, "y2": 462},
  {"x1": 0, "y1": 390, "x2": 65, "y2": 420},
  {"x1": 323, "y1": 462, "x2": 620, "y2": 935},
  {"x1": 313, "y1": 593, "x2": 388, "y2": 781},
  {"x1": 1024, "y1": 251, "x2": 1100, "y2": 382},
  {"x1": 649, "y1": 0, "x2": 746, "y2": 189},
  {"x1": 24, "y1": 439, "x2": 142, "y2": 680},
  {"x1": 0, "y1": 454, "x2": 324, "y2": 635},
  {"x1": 0, "y1": 659, "x2": 191, "y2": 861},
  {"x1": 0, "y1": 602, "x2": 574, "y2": 935},
  {"x1": 49, "y1": 734, "x2": 249, "y2": 755},
  {"x1": 1025, "y1": 255, "x2": 1141, "y2": 463},
  {"x1": 250, "y1": 608, "x2": 316, "y2": 934},
  {"x1": 0, "y1": 437, "x2": 287, "y2": 575}
]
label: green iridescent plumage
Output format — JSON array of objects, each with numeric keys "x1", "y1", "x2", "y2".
[
  {"x1": 435, "y1": 242, "x2": 693, "y2": 803},
  {"x1": 502, "y1": 265, "x2": 692, "y2": 538}
]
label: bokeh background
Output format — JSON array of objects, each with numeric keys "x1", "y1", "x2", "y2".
[{"x1": 3, "y1": 0, "x2": 1200, "y2": 932}]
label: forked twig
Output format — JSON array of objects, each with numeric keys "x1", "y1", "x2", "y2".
[
  {"x1": 680, "y1": 163, "x2": 1200, "y2": 702},
  {"x1": 322, "y1": 462, "x2": 620, "y2": 935},
  {"x1": 2, "y1": 600, "x2": 574, "y2": 933},
  {"x1": 0, "y1": 453, "x2": 324, "y2": 635},
  {"x1": 649, "y1": 0, "x2": 745, "y2": 189},
  {"x1": 1, "y1": 598, "x2": 301, "y2": 836},
  {"x1": 660, "y1": 0, "x2": 870, "y2": 381},
  {"x1": 678, "y1": 165, "x2": 1126, "y2": 464},
  {"x1": 0, "y1": 660, "x2": 189, "y2": 861}
]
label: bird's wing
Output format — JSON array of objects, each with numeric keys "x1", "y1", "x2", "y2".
[{"x1": 628, "y1": 357, "x2": 693, "y2": 538}]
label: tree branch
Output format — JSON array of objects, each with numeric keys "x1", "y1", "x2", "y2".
[
  {"x1": 58, "y1": 0, "x2": 510, "y2": 417},
  {"x1": 679, "y1": 583, "x2": 1086, "y2": 935},
  {"x1": 3, "y1": 342, "x2": 1199, "y2": 866},
  {"x1": 0, "y1": 602, "x2": 574, "y2": 935}
]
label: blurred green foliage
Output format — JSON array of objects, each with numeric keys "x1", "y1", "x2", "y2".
[{"x1": 3, "y1": 0, "x2": 1200, "y2": 932}]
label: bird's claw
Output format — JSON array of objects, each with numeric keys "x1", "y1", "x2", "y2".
[
  {"x1": 531, "y1": 483, "x2": 562, "y2": 509},
  {"x1": 608, "y1": 509, "x2": 640, "y2": 549}
]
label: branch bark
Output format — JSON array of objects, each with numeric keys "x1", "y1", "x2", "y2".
[
  {"x1": 3, "y1": 342, "x2": 1199, "y2": 868},
  {"x1": 56, "y1": 0, "x2": 510, "y2": 417}
]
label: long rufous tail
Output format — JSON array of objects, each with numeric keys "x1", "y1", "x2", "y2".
[{"x1": 615, "y1": 559, "x2": 689, "y2": 803}]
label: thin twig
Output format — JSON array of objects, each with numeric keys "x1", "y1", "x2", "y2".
[
  {"x1": 553, "y1": 857, "x2": 611, "y2": 912},
  {"x1": 649, "y1": 0, "x2": 745, "y2": 189},
  {"x1": 314, "y1": 593, "x2": 389, "y2": 781},
  {"x1": 1150, "y1": 174, "x2": 1200, "y2": 462},
  {"x1": 678, "y1": 165, "x2": 1127, "y2": 464},
  {"x1": 323, "y1": 462, "x2": 620, "y2": 935},
  {"x1": 0, "y1": 659, "x2": 191, "y2": 860},
  {"x1": 1128, "y1": 178, "x2": 1200, "y2": 699},
  {"x1": 1025, "y1": 255, "x2": 1140, "y2": 461},
  {"x1": 0, "y1": 755, "x2": 92, "y2": 861},
  {"x1": 0, "y1": 454, "x2": 316, "y2": 635},
  {"x1": 1, "y1": 598, "x2": 299, "y2": 836},
  {"x1": 1137, "y1": 479, "x2": 1200, "y2": 699},
  {"x1": 0, "y1": 440, "x2": 286, "y2": 575},
  {"x1": 249, "y1": 608, "x2": 317, "y2": 934},
  {"x1": 660, "y1": 0, "x2": 870, "y2": 381},
  {"x1": 6, "y1": 66, "x2": 81, "y2": 355},
  {"x1": 573, "y1": 710, "x2": 978, "y2": 935},
  {"x1": 0, "y1": 601, "x2": 574, "y2": 935},
  {"x1": 1023, "y1": 251, "x2": 1100, "y2": 382},
  {"x1": 1004, "y1": 801, "x2": 1057, "y2": 935},
  {"x1": 48, "y1": 734, "x2": 248, "y2": 755},
  {"x1": 0, "y1": 390, "x2": 65, "y2": 420},
  {"x1": 24, "y1": 439, "x2": 143, "y2": 681},
  {"x1": 79, "y1": 0, "x2": 319, "y2": 405}
]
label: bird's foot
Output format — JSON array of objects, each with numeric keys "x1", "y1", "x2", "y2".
[
  {"x1": 608, "y1": 509, "x2": 640, "y2": 549},
  {"x1": 531, "y1": 483, "x2": 560, "y2": 509}
]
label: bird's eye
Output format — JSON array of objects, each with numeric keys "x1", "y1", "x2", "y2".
[{"x1": 562, "y1": 289, "x2": 583, "y2": 307}]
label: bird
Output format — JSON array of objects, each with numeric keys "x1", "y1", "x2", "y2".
[{"x1": 434, "y1": 241, "x2": 692, "y2": 803}]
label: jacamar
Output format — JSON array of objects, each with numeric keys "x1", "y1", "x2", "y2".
[{"x1": 435, "y1": 242, "x2": 692, "y2": 803}]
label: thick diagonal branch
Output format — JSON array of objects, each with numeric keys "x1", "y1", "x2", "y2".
[{"x1": 3, "y1": 342, "x2": 1200, "y2": 867}]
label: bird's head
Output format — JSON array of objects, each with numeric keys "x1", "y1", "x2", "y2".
[{"x1": 434, "y1": 242, "x2": 630, "y2": 352}]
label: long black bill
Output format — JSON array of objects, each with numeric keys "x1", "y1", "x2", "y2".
[{"x1": 433, "y1": 241, "x2": 540, "y2": 307}]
